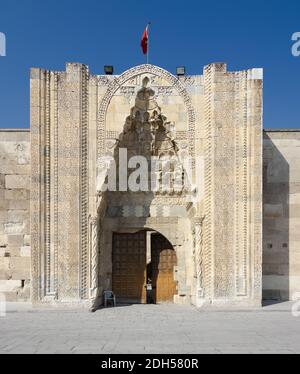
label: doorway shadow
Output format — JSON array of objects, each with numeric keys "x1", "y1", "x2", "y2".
[
  {"x1": 92, "y1": 303, "x2": 133, "y2": 312},
  {"x1": 262, "y1": 132, "x2": 289, "y2": 304}
]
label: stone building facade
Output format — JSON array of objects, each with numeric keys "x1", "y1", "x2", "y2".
[
  {"x1": 0, "y1": 62, "x2": 299, "y2": 307},
  {"x1": 0, "y1": 130, "x2": 31, "y2": 301},
  {"x1": 263, "y1": 130, "x2": 300, "y2": 301}
]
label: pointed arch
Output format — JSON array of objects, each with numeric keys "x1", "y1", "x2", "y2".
[{"x1": 97, "y1": 64, "x2": 196, "y2": 162}]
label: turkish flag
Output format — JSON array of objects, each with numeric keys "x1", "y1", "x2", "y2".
[{"x1": 141, "y1": 25, "x2": 148, "y2": 55}]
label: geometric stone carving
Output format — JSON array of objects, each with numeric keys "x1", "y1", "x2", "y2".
[{"x1": 28, "y1": 62, "x2": 263, "y2": 308}]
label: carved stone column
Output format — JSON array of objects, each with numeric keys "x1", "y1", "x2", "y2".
[
  {"x1": 90, "y1": 216, "x2": 99, "y2": 305},
  {"x1": 194, "y1": 216, "x2": 205, "y2": 305}
]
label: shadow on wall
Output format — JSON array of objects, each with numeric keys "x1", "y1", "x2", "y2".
[{"x1": 263, "y1": 133, "x2": 289, "y2": 303}]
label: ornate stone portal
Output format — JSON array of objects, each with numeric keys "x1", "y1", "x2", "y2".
[{"x1": 30, "y1": 62, "x2": 263, "y2": 307}]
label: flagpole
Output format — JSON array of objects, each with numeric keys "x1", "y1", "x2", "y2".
[{"x1": 147, "y1": 22, "x2": 150, "y2": 64}]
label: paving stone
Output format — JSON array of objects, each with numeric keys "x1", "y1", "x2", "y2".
[{"x1": 0, "y1": 303, "x2": 299, "y2": 354}]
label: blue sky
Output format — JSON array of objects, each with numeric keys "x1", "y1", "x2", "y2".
[{"x1": 0, "y1": 0, "x2": 299, "y2": 129}]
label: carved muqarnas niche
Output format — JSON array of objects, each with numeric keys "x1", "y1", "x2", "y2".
[
  {"x1": 118, "y1": 76, "x2": 177, "y2": 159},
  {"x1": 98, "y1": 77, "x2": 192, "y2": 195}
]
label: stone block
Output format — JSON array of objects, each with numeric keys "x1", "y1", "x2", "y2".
[
  {"x1": 8, "y1": 199, "x2": 30, "y2": 210},
  {"x1": 0, "y1": 131, "x2": 29, "y2": 142},
  {"x1": 0, "y1": 248, "x2": 9, "y2": 257},
  {"x1": 30, "y1": 67, "x2": 42, "y2": 80},
  {"x1": 0, "y1": 140, "x2": 21, "y2": 154},
  {"x1": 263, "y1": 252, "x2": 289, "y2": 265},
  {"x1": 0, "y1": 280, "x2": 22, "y2": 292},
  {"x1": 290, "y1": 182, "x2": 300, "y2": 194},
  {"x1": 24, "y1": 219, "x2": 30, "y2": 234},
  {"x1": 21, "y1": 283, "x2": 31, "y2": 299},
  {"x1": 0, "y1": 162, "x2": 30, "y2": 175},
  {"x1": 0, "y1": 257, "x2": 10, "y2": 279},
  {"x1": 5, "y1": 189, "x2": 29, "y2": 201},
  {"x1": 24, "y1": 235, "x2": 31, "y2": 246},
  {"x1": 0, "y1": 211, "x2": 8, "y2": 223},
  {"x1": 0, "y1": 234, "x2": 8, "y2": 247},
  {"x1": 9, "y1": 257, "x2": 31, "y2": 279},
  {"x1": 7, "y1": 235, "x2": 24, "y2": 247},
  {"x1": 262, "y1": 289, "x2": 281, "y2": 300},
  {"x1": 264, "y1": 204, "x2": 283, "y2": 218},
  {"x1": 7, "y1": 247, "x2": 20, "y2": 257},
  {"x1": 3, "y1": 291, "x2": 18, "y2": 302},
  {"x1": 20, "y1": 246, "x2": 31, "y2": 257},
  {"x1": 0, "y1": 174, "x2": 5, "y2": 188},
  {"x1": 0, "y1": 199, "x2": 9, "y2": 210},
  {"x1": 5, "y1": 175, "x2": 30, "y2": 189},
  {"x1": 262, "y1": 274, "x2": 289, "y2": 291},
  {"x1": 4, "y1": 222, "x2": 25, "y2": 235},
  {"x1": 15, "y1": 143, "x2": 30, "y2": 165},
  {"x1": 8, "y1": 210, "x2": 28, "y2": 222},
  {"x1": 0, "y1": 154, "x2": 16, "y2": 173}
]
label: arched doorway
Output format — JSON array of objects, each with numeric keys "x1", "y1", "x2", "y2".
[{"x1": 112, "y1": 229, "x2": 178, "y2": 304}]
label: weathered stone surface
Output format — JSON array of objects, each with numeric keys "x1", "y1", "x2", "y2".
[
  {"x1": 8, "y1": 199, "x2": 30, "y2": 210},
  {"x1": 0, "y1": 210, "x2": 8, "y2": 222},
  {"x1": 0, "y1": 279, "x2": 22, "y2": 292},
  {"x1": 0, "y1": 175, "x2": 5, "y2": 188},
  {"x1": 24, "y1": 235, "x2": 30, "y2": 246},
  {"x1": 0, "y1": 130, "x2": 30, "y2": 301},
  {"x1": 1, "y1": 304, "x2": 300, "y2": 354},
  {"x1": 0, "y1": 257, "x2": 10, "y2": 279},
  {"x1": 27, "y1": 62, "x2": 263, "y2": 308},
  {"x1": 7, "y1": 247, "x2": 20, "y2": 257},
  {"x1": 5, "y1": 175, "x2": 30, "y2": 189},
  {"x1": 0, "y1": 199, "x2": 9, "y2": 210},
  {"x1": 9, "y1": 257, "x2": 31, "y2": 279},
  {"x1": 4, "y1": 222, "x2": 25, "y2": 235},
  {"x1": 0, "y1": 234, "x2": 8, "y2": 247},
  {"x1": 0, "y1": 248, "x2": 9, "y2": 257},
  {"x1": 20, "y1": 246, "x2": 31, "y2": 257},
  {"x1": 0, "y1": 64, "x2": 299, "y2": 309},
  {"x1": 7, "y1": 235, "x2": 23, "y2": 247},
  {"x1": 5, "y1": 189, "x2": 29, "y2": 201},
  {"x1": 264, "y1": 204, "x2": 284, "y2": 218},
  {"x1": 263, "y1": 130, "x2": 300, "y2": 301},
  {"x1": 3, "y1": 291, "x2": 18, "y2": 302}
]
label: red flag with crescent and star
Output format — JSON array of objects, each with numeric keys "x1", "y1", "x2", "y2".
[{"x1": 141, "y1": 25, "x2": 149, "y2": 55}]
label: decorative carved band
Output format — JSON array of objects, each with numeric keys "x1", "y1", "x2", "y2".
[
  {"x1": 31, "y1": 70, "x2": 43, "y2": 301},
  {"x1": 203, "y1": 65, "x2": 213, "y2": 300},
  {"x1": 90, "y1": 216, "x2": 99, "y2": 298},
  {"x1": 234, "y1": 71, "x2": 248, "y2": 296},
  {"x1": 80, "y1": 65, "x2": 89, "y2": 299},
  {"x1": 53, "y1": 72, "x2": 59, "y2": 296},
  {"x1": 97, "y1": 64, "x2": 196, "y2": 169},
  {"x1": 194, "y1": 217, "x2": 205, "y2": 297},
  {"x1": 44, "y1": 70, "x2": 59, "y2": 298},
  {"x1": 45, "y1": 70, "x2": 51, "y2": 295}
]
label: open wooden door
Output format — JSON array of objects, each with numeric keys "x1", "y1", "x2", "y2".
[{"x1": 151, "y1": 233, "x2": 177, "y2": 303}]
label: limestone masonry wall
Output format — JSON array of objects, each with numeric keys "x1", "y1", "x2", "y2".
[
  {"x1": 263, "y1": 130, "x2": 300, "y2": 301},
  {"x1": 0, "y1": 130, "x2": 31, "y2": 301},
  {"x1": 1, "y1": 126, "x2": 299, "y2": 304}
]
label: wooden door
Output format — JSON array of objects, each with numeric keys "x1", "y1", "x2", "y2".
[
  {"x1": 151, "y1": 233, "x2": 177, "y2": 303},
  {"x1": 112, "y1": 231, "x2": 146, "y2": 303}
]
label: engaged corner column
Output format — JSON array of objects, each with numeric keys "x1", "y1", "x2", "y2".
[
  {"x1": 194, "y1": 217, "x2": 205, "y2": 303},
  {"x1": 90, "y1": 216, "x2": 99, "y2": 299}
]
